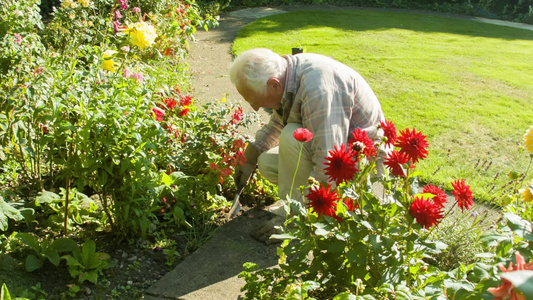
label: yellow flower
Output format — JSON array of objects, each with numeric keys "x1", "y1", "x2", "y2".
[
  {"x1": 520, "y1": 185, "x2": 533, "y2": 202},
  {"x1": 78, "y1": 0, "x2": 91, "y2": 7},
  {"x1": 220, "y1": 97, "x2": 226, "y2": 102},
  {"x1": 524, "y1": 126, "x2": 533, "y2": 154},
  {"x1": 125, "y1": 22, "x2": 157, "y2": 49},
  {"x1": 62, "y1": 0, "x2": 78, "y2": 8},
  {"x1": 102, "y1": 50, "x2": 118, "y2": 72}
]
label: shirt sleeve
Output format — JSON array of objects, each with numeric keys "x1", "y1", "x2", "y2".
[{"x1": 252, "y1": 110, "x2": 284, "y2": 152}]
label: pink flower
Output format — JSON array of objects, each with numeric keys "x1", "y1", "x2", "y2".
[
  {"x1": 113, "y1": 20, "x2": 121, "y2": 33},
  {"x1": 14, "y1": 33, "x2": 22, "y2": 45},
  {"x1": 132, "y1": 7, "x2": 141, "y2": 13},
  {"x1": 488, "y1": 251, "x2": 533, "y2": 300},
  {"x1": 114, "y1": 9, "x2": 122, "y2": 20},
  {"x1": 293, "y1": 128, "x2": 313, "y2": 142},
  {"x1": 130, "y1": 73, "x2": 143, "y2": 82},
  {"x1": 118, "y1": 0, "x2": 127, "y2": 10},
  {"x1": 122, "y1": 68, "x2": 131, "y2": 78},
  {"x1": 209, "y1": 162, "x2": 219, "y2": 170}
]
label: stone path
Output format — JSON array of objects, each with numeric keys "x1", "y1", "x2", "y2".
[{"x1": 143, "y1": 6, "x2": 531, "y2": 299}]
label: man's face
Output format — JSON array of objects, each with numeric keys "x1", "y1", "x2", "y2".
[{"x1": 236, "y1": 78, "x2": 283, "y2": 112}]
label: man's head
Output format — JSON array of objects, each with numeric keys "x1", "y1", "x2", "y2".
[{"x1": 229, "y1": 48, "x2": 286, "y2": 111}]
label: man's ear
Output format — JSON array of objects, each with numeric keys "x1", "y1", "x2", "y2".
[{"x1": 267, "y1": 77, "x2": 282, "y2": 92}]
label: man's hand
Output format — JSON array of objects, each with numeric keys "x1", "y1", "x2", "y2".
[{"x1": 233, "y1": 143, "x2": 261, "y2": 187}]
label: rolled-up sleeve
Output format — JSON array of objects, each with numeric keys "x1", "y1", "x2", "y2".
[{"x1": 252, "y1": 111, "x2": 284, "y2": 152}]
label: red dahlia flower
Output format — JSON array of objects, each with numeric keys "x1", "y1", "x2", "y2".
[
  {"x1": 348, "y1": 128, "x2": 376, "y2": 158},
  {"x1": 306, "y1": 183, "x2": 340, "y2": 218},
  {"x1": 451, "y1": 179, "x2": 473, "y2": 211},
  {"x1": 293, "y1": 128, "x2": 313, "y2": 142},
  {"x1": 380, "y1": 119, "x2": 397, "y2": 147},
  {"x1": 422, "y1": 184, "x2": 448, "y2": 209},
  {"x1": 163, "y1": 98, "x2": 178, "y2": 109},
  {"x1": 180, "y1": 95, "x2": 192, "y2": 107},
  {"x1": 395, "y1": 128, "x2": 429, "y2": 163},
  {"x1": 343, "y1": 198, "x2": 359, "y2": 212},
  {"x1": 409, "y1": 196, "x2": 444, "y2": 229},
  {"x1": 179, "y1": 108, "x2": 190, "y2": 117},
  {"x1": 488, "y1": 251, "x2": 533, "y2": 300},
  {"x1": 152, "y1": 108, "x2": 164, "y2": 122},
  {"x1": 384, "y1": 150, "x2": 409, "y2": 177},
  {"x1": 324, "y1": 144, "x2": 358, "y2": 184}
]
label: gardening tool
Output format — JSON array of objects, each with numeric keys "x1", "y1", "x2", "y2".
[{"x1": 226, "y1": 167, "x2": 256, "y2": 221}]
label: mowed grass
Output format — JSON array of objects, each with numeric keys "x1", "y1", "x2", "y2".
[{"x1": 231, "y1": 10, "x2": 533, "y2": 203}]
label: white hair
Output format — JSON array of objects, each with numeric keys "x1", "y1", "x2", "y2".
[{"x1": 229, "y1": 48, "x2": 286, "y2": 95}]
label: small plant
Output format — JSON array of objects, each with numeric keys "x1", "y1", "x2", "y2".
[
  {"x1": 1, "y1": 283, "x2": 30, "y2": 300},
  {"x1": 15, "y1": 233, "x2": 78, "y2": 272},
  {"x1": 62, "y1": 239, "x2": 111, "y2": 284},
  {"x1": 163, "y1": 248, "x2": 180, "y2": 266}
]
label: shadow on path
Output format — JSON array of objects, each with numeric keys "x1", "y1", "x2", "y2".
[{"x1": 144, "y1": 208, "x2": 278, "y2": 299}]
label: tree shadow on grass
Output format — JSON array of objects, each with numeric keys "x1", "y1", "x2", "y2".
[{"x1": 235, "y1": 9, "x2": 533, "y2": 41}]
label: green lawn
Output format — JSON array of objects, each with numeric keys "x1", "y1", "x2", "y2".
[{"x1": 231, "y1": 9, "x2": 533, "y2": 203}]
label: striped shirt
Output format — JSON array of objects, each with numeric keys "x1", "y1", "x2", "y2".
[{"x1": 253, "y1": 53, "x2": 385, "y2": 182}]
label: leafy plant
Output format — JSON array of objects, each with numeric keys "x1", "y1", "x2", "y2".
[
  {"x1": 0, "y1": 195, "x2": 25, "y2": 231},
  {"x1": 61, "y1": 239, "x2": 111, "y2": 284},
  {"x1": 15, "y1": 233, "x2": 78, "y2": 272},
  {"x1": 35, "y1": 189, "x2": 98, "y2": 232},
  {"x1": 1, "y1": 283, "x2": 30, "y2": 300}
]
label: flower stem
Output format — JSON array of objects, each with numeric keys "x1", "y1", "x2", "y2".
[{"x1": 290, "y1": 143, "x2": 303, "y2": 199}]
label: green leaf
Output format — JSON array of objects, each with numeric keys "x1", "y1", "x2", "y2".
[
  {"x1": 35, "y1": 191, "x2": 61, "y2": 205},
  {"x1": 271, "y1": 233, "x2": 296, "y2": 240},
  {"x1": 0, "y1": 197, "x2": 24, "y2": 231},
  {"x1": 327, "y1": 240, "x2": 346, "y2": 254},
  {"x1": 313, "y1": 223, "x2": 330, "y2": 236},
  {"x1": 467, "y1": 263, "x2": 491, "y2": 282},
  {"x1": 333, "y1": 292, "x2": 356, "y2": 300},
  {"x1": 25, "y1": 254, "x2": 43, "y2": 272},
  {"x1": 504, "y1": 212, "x2": 531, "y2": 236},
  {"x1": 501, "y1": 270, "x2": 533, "y2": 299},
  {"x1": 161, "y1": 172, "x2": 173, "y2": 186},
  {"x1": 172, "y1": 206, "x2": 185, "y2": 224},
  {"x1": 81, "y1": 240, "x2": 97, "y2": 269},
  {"x1": 15, "y1": 233, "x2": 40, "y2": 253},
  {"x1": 43, "y1": 248, "x2": 61, "y2": 266},
  {"x1": 1, "y1": 283, "x2": 12, "y2": 300},
  {"x1": 79, "y1": 270, "x2": 98, "y2": 284}
]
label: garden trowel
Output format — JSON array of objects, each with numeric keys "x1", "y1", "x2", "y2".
[{"x1": 226, "y1": 167, "x2": 256, "y2": 221}]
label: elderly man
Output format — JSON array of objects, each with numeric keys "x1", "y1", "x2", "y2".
[{"x1": 230, "y1": 48, "x2": 385, "y2": 239}]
